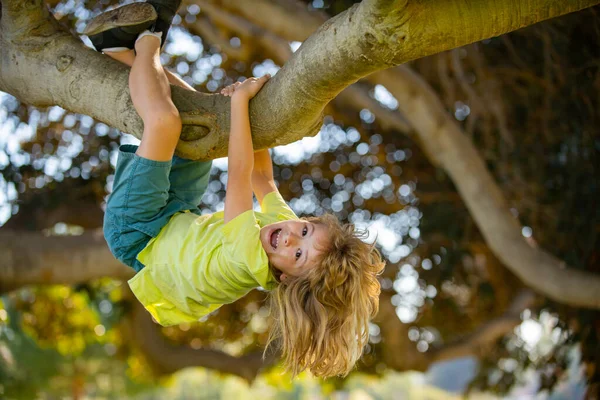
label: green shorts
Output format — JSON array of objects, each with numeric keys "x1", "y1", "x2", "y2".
[{"x1": 103, "y1": 145, "x2": 212, "y2": 272}]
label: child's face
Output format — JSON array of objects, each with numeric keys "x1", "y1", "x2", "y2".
[{"x1": 260, "y1": 220, "x2": 329, "y2": 282}]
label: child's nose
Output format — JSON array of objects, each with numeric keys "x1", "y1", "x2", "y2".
[{"x1": 284, "y1": 232, "x2": 297, "y2": 246}]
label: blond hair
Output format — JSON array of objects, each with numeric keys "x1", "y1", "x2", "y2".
[{"x1": 265, "y1": 214, "x2": 385, "y2": 378}]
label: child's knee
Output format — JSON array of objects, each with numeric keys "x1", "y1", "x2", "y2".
[{"x1": 144, "y1": 108, "x2": 181, "y2": 137}]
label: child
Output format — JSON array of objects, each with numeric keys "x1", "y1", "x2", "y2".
[{"x1": 87, "y1": 2, "x2": 385, "y2": 378}]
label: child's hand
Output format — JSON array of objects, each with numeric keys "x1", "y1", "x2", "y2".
[{"x1": 220, "y1": 74, "x2": 271, "y2": 101}]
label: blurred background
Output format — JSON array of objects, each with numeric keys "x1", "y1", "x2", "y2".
[{"x1": 0, "y1": 0, "x2": 598, "y2": 398}]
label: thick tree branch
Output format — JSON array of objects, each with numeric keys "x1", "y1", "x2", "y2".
[
  {"x1": 0, "y1": 230, "x2": 133, "y2": 293},
  {"x1": 1, "y1": 0, "x2": 597, "y2": 161},
  {"x1": 186, "y1": 2, "x2": 412, "y2": 134},
  {"x1": 206, "y1": 0, "x2": 325, "y2": 42},
  {"x1": 126, "y1": 295, "x2": 274, "y2": 382},
  {"x1": 0, "y1": 0, "x2": 224, "y2": 158},
  {"x1": 2, "y1": 199, "x2": 103, "y2": 230}
]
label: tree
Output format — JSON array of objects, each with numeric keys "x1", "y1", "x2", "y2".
[{"x1": 0, "y1": 0, "x2": 598, "y2": 396}]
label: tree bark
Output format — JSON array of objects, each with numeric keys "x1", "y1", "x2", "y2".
[{"x1": 1, "y1": 0, "x2": 597, "y2": 160}]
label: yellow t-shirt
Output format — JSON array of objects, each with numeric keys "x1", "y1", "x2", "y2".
[{"x1": 128, "y1": 191, "x2": 298, "y2": 326}]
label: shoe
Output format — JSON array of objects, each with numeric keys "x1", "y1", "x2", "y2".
[
  {"x1": 146, "y1": 0, "x2": 182, "y2": 47},
  {"x1": 84, "y1": 3, "x2": 158, "y2": 51}
]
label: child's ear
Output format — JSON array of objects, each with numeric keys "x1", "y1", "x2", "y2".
[{"x1": 280, "y1": 273, "x2": 289, "y2": 282}]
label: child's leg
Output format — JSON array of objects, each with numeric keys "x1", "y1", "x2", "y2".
[
  {"x1": 106, "y1": 47, "x2": 209, "y2": 212},
  {"x1": 106, "y1": 49, "x2": 195, "y2": 91},
  {"x1": 105, "y1": 49, "x2": 136, "y2": 66},
  {"x1": 129, "y1": 34, "x2": 181, "y2": 162}
]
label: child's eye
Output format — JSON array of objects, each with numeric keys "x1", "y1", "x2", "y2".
[
  {"x1": 296, "y1": 249, "x2": 302, "y2": 260},
  {"x1": 302, "y1": 226, "x2": 308, "y2": 236}
]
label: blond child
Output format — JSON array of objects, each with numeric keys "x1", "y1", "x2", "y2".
[{"x1": 89, "y1": 2, "x2": 384, "y2": 378}]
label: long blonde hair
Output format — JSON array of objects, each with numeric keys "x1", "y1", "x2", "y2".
[{"x1": 265, "y1": 214, "x2": 385, "y2": 378}]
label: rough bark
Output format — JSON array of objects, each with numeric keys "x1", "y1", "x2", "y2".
[
  {"x1": 0, "y1": 0, "x2": 225, "y2": 158},
  {"x1": 1, "y1": 0, "x2": 597, "y2": 160}
]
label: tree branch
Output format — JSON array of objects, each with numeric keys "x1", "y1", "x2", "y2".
[
  {"x1": 186, "y1": 1, "x2": 412, "y2": 134},
  {"x1": 1, "y1": 0, "x2": 596, "y2": 160},
  {"x1": 1, "y1": 199, "x2": 103, "y2": 230},
  {"x1": 0, "y1": 230, "x2": 133, "y2": 293},
  {"x1": 369, "y1": 66, "x2": 600, "y2": 308},
  {"x1": 126, "y1": 297, "x2": 275, "y2": 382}
]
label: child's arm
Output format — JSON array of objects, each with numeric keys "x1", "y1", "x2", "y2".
[
  {"x1": 251, "y1": 149, "x2": 278, "y2": 204},
  {"x1": 222, "y1": 75, "x2": 270, "y2": 223}
]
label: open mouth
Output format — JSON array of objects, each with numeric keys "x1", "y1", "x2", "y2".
[{"x1": 270, "y1": 228, "x2": 282, "y2": 249}]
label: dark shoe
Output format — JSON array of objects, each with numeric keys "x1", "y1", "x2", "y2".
[
  {"x1": 147, "y1": 0, "x2": 182, "y2": 47},
  {"x1": 84, "y1": 3, "x2": 158, "y2": 51}
]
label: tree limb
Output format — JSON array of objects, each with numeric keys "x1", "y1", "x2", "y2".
[
  {"x1": 1, "y1": 0, "x2": 597, "y2": 160},
  {"x1": 206, "y1": 0, "x2": 325, "y2": 42},
  {"x1": 369, "y1": 66, "x2": 600, "y2": 308},
  {"x1": 0, "y1": 229, "x2": 133, "y2": 293},
  {"x1": 125, "y1": 298, "x2": 274, "y2": 382},
  {"x1": 1, "y1": 199, "x2": 103, "y2": 230},
  {"x1": 185, "y1": 3, "x2": 413, "y2": 134}
]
